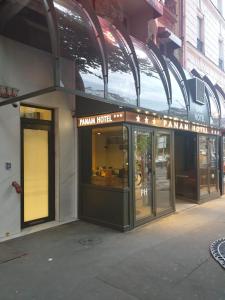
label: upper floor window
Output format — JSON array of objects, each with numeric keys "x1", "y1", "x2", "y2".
[
  {"x1": 197, "y1": 16, "x2": 204, "y2": 53},
  {"x1": 219, "y1": 39, "x2": 224, "y2": 70}
]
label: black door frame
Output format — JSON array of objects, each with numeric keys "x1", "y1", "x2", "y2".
[{"x1": 21, "y1": 114, "x2": 55, "y2": 228}]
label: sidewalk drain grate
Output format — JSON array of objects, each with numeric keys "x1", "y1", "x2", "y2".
[
  {"x1": 79, "y1": 237, "x2": 102, "y2": 246},
  {"x1": 210, "y1": 238, "x2": 225, "y2": 269}
]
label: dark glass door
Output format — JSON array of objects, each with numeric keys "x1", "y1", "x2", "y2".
[
  {"x1": 155, "y1": 132, "x2": 173, "y2": 214},
  {"x1": 133, "y1": 128, "x2": 153, "y2": 222}
]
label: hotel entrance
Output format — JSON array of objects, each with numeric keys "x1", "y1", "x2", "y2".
[
  {"x1": 78, "y1": 115, "x2": 174, "y2": 231},
  {"x1": 20, "y1": 105, "x2": 55, "y2": 228},
  {"x1": 78, "y1": 110, "x2": 222, "y2": 230},
  {"x1": 133, "y1": 127, "x2": 173, "y2": 226}
]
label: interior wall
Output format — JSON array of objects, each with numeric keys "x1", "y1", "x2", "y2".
[{"x1": 0, "y1": 36, "x2": 77, "y2": 239}]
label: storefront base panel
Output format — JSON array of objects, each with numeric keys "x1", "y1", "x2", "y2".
[
  {"x1": 80, "y1": 216, "x2": 131, "y2": 232},
  {"x1": 80, "y1": 184, "x2": 130, "y2": 231},
  {"x1": 134, "y1": 208, "x2": 175, "y2": 229},
  {"x1": 199, "y1": 192, "x2": 221, "y2": 204}
]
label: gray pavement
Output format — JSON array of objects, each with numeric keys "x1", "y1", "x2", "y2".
[{"x1": 1, "y1": 198, "x2": 225, "y2": 300}]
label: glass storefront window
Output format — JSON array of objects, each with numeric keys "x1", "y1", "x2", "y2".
[
  {"x1": 155, "y1": 133, "x2": 172, "y2": 213},
  {"x1": 199, "y1": 135, "x2": 208, "y2": 196},
  {"x1": 223, "y1": 136, "x2": 225, "y2": 189},
  {"x1": 209, "y1": 136, "x2": 218, "y2": 193},
  {"x1": 54, "y1": 0, "x2": 105, "y2": 96},
  {"x1": 91, "y1": 126, "x2": 128, "y2": 188}
]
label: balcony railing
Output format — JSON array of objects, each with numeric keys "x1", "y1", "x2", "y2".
[{"x1": 197, "y1": 38, "x2": 204, "y2": 53}]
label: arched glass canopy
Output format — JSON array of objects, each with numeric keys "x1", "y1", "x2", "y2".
[
  {"x1": 54, "y1": 0, "x2": 105, "y2": 97},
  {"x1": 131, "y1": 37, "x2": 169, "y2": 113},
  {"x1": 215, "y1": 85, "x2": 225, "y2": 128},
  {"x1": 203, "y1": 77, "x2": 220, "y2": 127},
  {"x1": 0, "y1": 0, "x2": 55, "y2": 98},
  {"x1": 99, "y1": 17, "x2": 137, "y2": 105},
  {"x1": 166, "y1": 60, "x2": 188, "y2": 119}
]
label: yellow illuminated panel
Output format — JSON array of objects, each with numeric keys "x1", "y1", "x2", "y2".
[
  {"x1": 24, "y1": 129, "x2": 49, "y2": 222},
  {"x1": 20, "y1": 105, "x2": 52, "y2": 121}
]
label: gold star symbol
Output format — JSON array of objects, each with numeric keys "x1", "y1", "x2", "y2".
[
  {"x1": 145, "y1": 117, "x2": 149, "y2": 124},
  {"x1": 136, "y1": 115, "x2": 141, "y2": 122}
]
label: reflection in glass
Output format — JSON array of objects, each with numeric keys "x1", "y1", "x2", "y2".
[
  {"x1": 223, "y1": 136, "x2": 225, "y2": 190},
  {"x1": 132, "y1": 38, "x2": 169, "y2": 113},
  {"x1": 209, "y1": 136, "x2": 218, "y2": 193},
  {"x1": 20, "y1": 105, "x2": 52, "y2": 121},
  {"x1": 54, "y1": 0, "x2": 104, "y2": 96},
  {"x1": 199, "y1": 135, "x2": 208, "y2": 196},
  {"x1": 168, "y1": 66, "x2": 188, "y2": 119},
  {"x1": 155, "y1": 133, "x2": 172, "y2": 213},
  {"x1": 134, "y1": 129, "x2": 152, "y2": 220},
  {"x1": 99, "y1": 18, "x2": 137, "y2": 105},
  {"x1": 205, "y1": 85, "x2": 220, "y2": 127},
  {"x1": 217, "y1": 91, "x2": 225, "y2": 128},
  {"x1": 0, "y1": 0, "x2": 54, "y2": 96},
  {"x1": 91, "y1": 126, "x2": 128, "y2": 188}
]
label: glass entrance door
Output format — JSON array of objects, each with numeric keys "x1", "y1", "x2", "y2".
[
  {"x1": 155, "y1": 132, "x2": 173, "y2": 214},
  {"x1": 199, "y1": 135, "x2": 219, "y2": 200},
  {"x1": 209, "y1": 136, "x2": 219, "y2": 194},
  {"x1": 133, "y1": 128, "x2": 153, "y2": 222}
]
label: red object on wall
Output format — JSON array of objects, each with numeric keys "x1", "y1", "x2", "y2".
[{"x1": 12, "y1": 181, "x2": 22, "y2": 194}]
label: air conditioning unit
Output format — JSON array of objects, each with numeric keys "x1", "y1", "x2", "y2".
[{"x1": 188, "y1": 78, "x2": 205, "y2": 105}]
